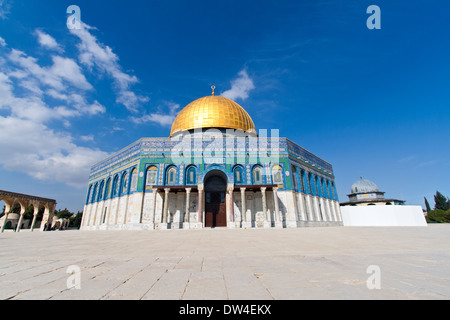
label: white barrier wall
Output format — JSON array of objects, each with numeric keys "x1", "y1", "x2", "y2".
[{"x1": 341, "y1": 205, "x2": 427, "y2": 227}]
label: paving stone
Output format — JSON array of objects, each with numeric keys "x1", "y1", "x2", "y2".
[{"x1": 0, "y1": 225, "x2": 449, "y2": 300}]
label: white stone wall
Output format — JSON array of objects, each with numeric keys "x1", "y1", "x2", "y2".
[
  {"x1": 81, "y1": 189, "x2": 343, "y2": 231},
  {"x1": 341, "y1": 205, "x2": 427, "y2": 227}
]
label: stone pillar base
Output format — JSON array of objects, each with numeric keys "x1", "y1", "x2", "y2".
[
  {"x1": 182, "y1": 222, "x2": 191, "y2": 230},
  {"x1": 241, "y1": 221, "x2": 252, "y2": 229},
  {"x1": 189, "y1": 222, "x2": 203, "y2": 229},
  {"x1": 158, "y1": 223, "x2": 168, "y2": 230},
  {"x1": 274, "y1": 221, "x2": 284, "y2": 229},
  {"x1": 227, "y1": 223, "x2": 237, "y2": 229}
]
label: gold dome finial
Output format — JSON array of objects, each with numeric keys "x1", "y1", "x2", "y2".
[{"x1": 211, "y1": 85, "x2": 216, "y2": 96}]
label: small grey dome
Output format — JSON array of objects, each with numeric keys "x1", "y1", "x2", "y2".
[{"x1": 351, "y1": 178, "x2": 379, "y2": 194}]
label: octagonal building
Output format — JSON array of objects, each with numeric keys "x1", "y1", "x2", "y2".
[{"x1": 81, "y1": 90, "x2": 343, "y2": 230}]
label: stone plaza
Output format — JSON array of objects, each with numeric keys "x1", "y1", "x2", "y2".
[{"x1": 0, "y1": 225, "x2": 449, "y2": 300}]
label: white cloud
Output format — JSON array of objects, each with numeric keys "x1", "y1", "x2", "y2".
[
  {"x1": 0, "y1": 0, "x2": 10, "y2": 19},
  {"x1": 49, "y1": 56, "x2": 92, "y2": 90},
  {"x1": 80, "y1": 134, "x2": 95, "y2": 142},
  {"x1": 221, "y1": 69, "x2": 255, "y2": 101},
  {"x1": 8, "y1": 49, "x2": 92, "y2": 91},
  {"x1": 0, "y1": 36, "x2": 6, "y2": 46},
  {"x1": 131, "y1": 102, "x2": 180, "y2": 127},
  {"x1": 35, "y1": 30, "x2": 63, "y2": 52},
  {"x1": 132, "y1": 113, "x2": 176, "y2": 127},
  {"x1": 0, "y1": 116, "x2": 108, "y2": 188},
  {"x1": 70, "y1": 22, "x2": 148, "y2": 112},
  {"x1": 0, "y1": 37, "x2": 108, "y2": 188}
]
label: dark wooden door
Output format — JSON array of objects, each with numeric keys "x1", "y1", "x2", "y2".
[{"x1": 205, "y1": 192, "x2": 227, "y2": 228}]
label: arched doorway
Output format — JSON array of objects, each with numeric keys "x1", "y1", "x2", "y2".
[{"x1": 204, "y1": 170, "x2": 227, "y2": 228}]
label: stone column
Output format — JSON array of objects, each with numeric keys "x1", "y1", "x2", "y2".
[
  {"x1": 319, "y1": 198, "x2": 328, "y2": 222},
  {"x1": 184, "y1": 188, "x2": 191, "y2": 229},
  {"x1": 240, "y1": 188, "x2": 248, "y2": 228},
  {"x1": 16, "y1": 202, "x2": 26, "y2": 232},
  {"x1": 150, "y1": 189, "x2": 158, "y2": 230},
  {"x1": 1, "y1": 201, "x2": 12, "y2": 233},
  {"x1": 273, "y1": 187, "x2": 282, "y2": 228},
  {"x1": 162, "y1": 188, "x2": 170, "y2": 226},
  {"x1": 227, "y1": 184, "x2": 235, "y2": 228},
  {"x1": 298, "y1": 194, "x2": 306, "y2": 221},
  {"x1": 30, "y1": 204, "x2": 39, "y2": 232},
  {"x1": 198, "y1": 184, "x2": 204, "y2": 227},
  {"x1": 40, "y1": 203, "x2": 55, "y2": 232},
  {"x1": 122, "y1": 194, "x2": 130, "y2": 226},
  {"x1": 261, "y1": 187, "x2": 270, "y2": 228}
]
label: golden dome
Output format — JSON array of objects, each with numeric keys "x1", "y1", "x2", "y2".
[{"x1": 170, "y1": 95, "x2": 256, "y2": 136}]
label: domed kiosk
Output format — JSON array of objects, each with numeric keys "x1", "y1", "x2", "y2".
[
  {"x1": 340, "y1": 178, "x2": 426, "y2": 226},
  {"x1": 81, "y1": 88, "x2": 343, "y2": 230},
  {"x1": 341, "y1": 177, "x2": 405, "y2": 206}
]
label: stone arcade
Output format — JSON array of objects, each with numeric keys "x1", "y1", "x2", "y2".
[
  {"x1": 0, "y1": 190, "x2": 56, "y2": 232},
  {"x1": 81, "y1": 89, "x2": 343, "y2": 230}
]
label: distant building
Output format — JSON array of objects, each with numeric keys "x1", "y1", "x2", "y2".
[
  {"x1": 340, "y1": 178, "x2": 405, "y2": 207},
  {"x1": 0, "y1": 190, "x2": 57, "y2": 232},
  {"x1": 340, "y1": 178, "x2": 426, "y2": 227}
]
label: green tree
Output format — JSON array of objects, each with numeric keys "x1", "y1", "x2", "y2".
[
  {"x1": 426, "y1": 209, "x2": 450, "y2": 223},
  {"x1": 434, "y1": 191, "x2": 450, "y2": 211},
  {"x1": 55, "y1": 208, "x2": 74, "y2": 220},
  {"x1": 424, "y1": 197, "x2": 432, "y2": 212},
  {"x1": 69, "y1": 211, "x2": 83, "y2": 229}
]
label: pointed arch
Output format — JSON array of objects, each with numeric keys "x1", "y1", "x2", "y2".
[
  {"x1": 120, "y1": 171, "x2": 128, "y2": 196},
  {"x1": 146, "y1": 165, "x2": 158, "y2": 186},
  {"x1": 233, "y1": 165, "x2": 245, "y2": 185},
  {"x1": 252, "y1": 165, "x2": 264, "y2": 185},
  {"x1": 130, "y1": 167, "x2": 138, "y2": 193},
  {"x1": 97, "y1": 180, "x2": 105, "y2": 202},
  {"x1": 185, "y1": 165, "x2": 197, "y2": 185},
  {"x1": 165, "y1": 165, "x2": 178, "y2": 185}
]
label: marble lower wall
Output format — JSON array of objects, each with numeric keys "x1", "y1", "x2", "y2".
[{"x1": 81, "y1": 190, "x2": 343, "y2": 231}]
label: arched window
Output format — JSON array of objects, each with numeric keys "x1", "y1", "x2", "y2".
[
  {"x1": 91, "y1": 183, "x2": 98, "y2": 203},
  {"x1": 327, "y1": 180, "x2": 333, "y2": 200},
  {"x1": 104, "y1": 178, "x2": 111, "y2": 199},
  {"x1": 121, "y1": 172, "x2": 128, "y2": 195},
  {"x1": 272, "y1": 165, "x2": 283, "y2": 185},
  {"x1": 332, "y1": 182, "x2": 338, "y2": 201},
  {"x1": 291, "y1": 166, "x2": 298, "y2": 191},
  {"x1": 130, "y1": 168, "x2": 138, "y2": 192},
  {"x1": 300, "y1": 170, "x2": 307, "y2": 194},
  {"x1": 112, "y1": 175, "x2": 120, "y2": 197},
  {"x1": 186, "y1": 166, "x2": 197, "y2": 185},
  {"x1": 86, "y1": 185, "x2": 92, "y2": 205},
  {"x1": 315, "y1": 176, "x2": 323, "y2": 197},
  {"x1": 97, "y1": 181, "x2": 105, "y2": 202},
  {"x1": 233, "y1": 166, "x2": 244, "y2": 185},
  {"x1": 309, "y1": 173, "x2": 316, "y2": 196},
  {"x1": 146, "y1": 166, "x2": 158, "y2": 186},
  {"x1": 252, "y1": 166, "x2": 263, "y2": 185},
  {"x1": 166, "y1": 166, "x2": 177, "y2": 185},
  {"x1": 321, "y1": 179, "x2": 328, "y2": 199}
]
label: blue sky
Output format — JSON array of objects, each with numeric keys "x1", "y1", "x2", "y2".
[{"x1": 0, "y1": 0, "x2": 449, "y2": 212}]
